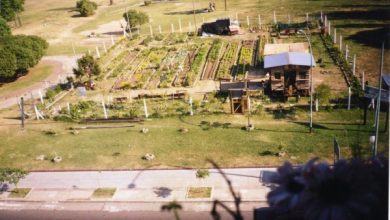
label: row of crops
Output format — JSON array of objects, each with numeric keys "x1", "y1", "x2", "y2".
[{"x1": 102, "y1": 36, "x2": 258, "y2": 92}]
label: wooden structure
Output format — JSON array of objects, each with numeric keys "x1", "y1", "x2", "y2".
[
  {"x1": 220, "y1": 81, "x2": 264, "y2": 114},
  {"x1": 264, "y1": 51, "x2": 315, "y2": 97}
]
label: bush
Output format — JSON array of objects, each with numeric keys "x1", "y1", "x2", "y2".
[
  {"x1": 315, "y1": 83, "x2": 331, "y2": 105},
  {"x1": 76, "y1": 0, "x2": 98, "y2": 17},
  {"x1": 196, "y1": 169, "x2": 210, "y2": 179}
]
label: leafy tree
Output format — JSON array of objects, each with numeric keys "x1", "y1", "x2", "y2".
[
  {"x1": 0, "y1": 47, "x2": 17, "y2": 78},
  {"x1": 122, "y1": 10, "x2": 149, "y2": 30},
  {"x1": 0, "y1": 168, "x2": 27, "y2": 188},
  {"x1": 73, "y1": 54, "x2": 101, "y2": 83},
  {"x1": 0, "y1": 35, "x2": 47, "y2": 79},
  {"x1": 76, "y1": 0, "x2": 98, "y2": 17},
  {"x1": 0, "y1": 0, "x2": 25, "y2": 21},
  {"x1": 315, "y1": 83, "x2": 331, "y2": 105},
  {"x1": 0, "y1": 17, "x2": 11, "y2": 37}
]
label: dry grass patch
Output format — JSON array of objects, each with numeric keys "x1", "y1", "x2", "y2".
[
  {"x1": 187, "y1": 187, "x2": 212, "y2": 199},
  {"x1": 8, "y1": 188, "x2": 31, "y2": 198},
  {"x1": 91, "y1": 188, "x2": 116, "y2": 198}
]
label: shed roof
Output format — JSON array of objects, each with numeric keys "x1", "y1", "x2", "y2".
[
  {"x1": 264, "y1": 43, "x2": 309, "y2": 55},
  {"x1": 382, "y1": 75, "x2": 390, "y2": 87},
  {"x1": 264, "y1": 52, "x2": 316, "y2": 68}
]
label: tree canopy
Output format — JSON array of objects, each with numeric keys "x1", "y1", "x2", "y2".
[
  {"x1": 0, "y1": 168, "x2": 27, "y2": 188},
  {"x1": 0, "y1": 35, "x2": 48, "y2": 79},
  {"x1": 73, "y1": 54, "x2": 101, "y2": 81},
  {"x1": 76, "y1": 0, "x2": 98, "y2": 17},
  {"x1": 0, "y1": 17, "x2": 11, "y2": 37},
  {"x1": 123, "y1": 10, "x2": 149, "y2": 29},
  {"x1": 0, "y1": 0, "x2": 25, "y2": 21}
]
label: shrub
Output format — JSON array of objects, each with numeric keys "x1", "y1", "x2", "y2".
[
  {"x1": 144, "y1": 0, "x2": 152, "y2": 6},
  {"x1": 76, "y1": 0, "x2": 98, "y2": 17},
  {"x1": 196, "y1": 169, "x2": 210, "y2": 179},
  {"x1": 315, "y1": 83, "x2": 331, "y2": 105}
]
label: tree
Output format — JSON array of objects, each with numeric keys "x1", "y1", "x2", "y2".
[
  {"x1": 122, "y1": 10, "x2": 149, "y2": 30},
  {"x1": 0, "y1": 17, "x2": 11, "y2": 37},
  {"x1": 0, "y1": 0, "x2": 25, "y2": 21},
  {"x1": 76, "y1": 0, "x2": 98, "y2": 17},
  {"x1": 0, "y1": 47, "x2": 17, "y2": 79},
  {"x1": 73, "y1": 54, "x2": 101, "y2": 83},
  {"x1": 0, "y1": 168, "x2": 27, "y2": 188}
]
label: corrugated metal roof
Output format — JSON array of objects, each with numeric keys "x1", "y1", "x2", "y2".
[
  {"x1": 382, "y1": 75, "x2": 390, "y2": 86},
  {"x1": 264, "y1": 43, "x2": 309, "y2": 55},
  {"x1": 264, "y1": 52, "x2": 316, "y2": 68}
]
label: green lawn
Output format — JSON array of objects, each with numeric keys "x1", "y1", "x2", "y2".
[
  {"x1": 0, "y1": 109, "x2": 387, "y2": 171},
  {"x1": 0, "y1": 64, "x2": 53, "y2": 96}
]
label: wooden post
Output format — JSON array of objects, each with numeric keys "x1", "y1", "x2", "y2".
[
  {"x1": 67, "y1": 102, "x2": 71, "y2": 114},
  {"x1": 72, "y1": 42, "x2": 76, "y2": 57},
  {"x1": 95, "y1": 46, "x2": 100, "y2": 58},
  {"x1": 38, "y1": 90, "x2": 44, "y2": 104},
  {"x1": 158, "y1": 25, "x2": 162, "y2": 34},
  {"x1": 273, "y1": 11, "x2": 277, "y2": 24},
  {"x1": 348, "y1": 87, "x2": 351, "y2": 110},
  {"x1": 315, "y1": 98, "x2": 319, "y2": 112},
  {"x1": 258, "y1": 14, "x2": 261, "y2": 27},
  {"x1": 339, "y1": 35, "x2": 343, "y2": 52},
  {"x1": 149, "y1": 25, "x2": 153, "y2": 37},
  {"x1": 324, "y1": 15, "x2": 327, "y2": 27},
  {"x1": 320, "y1": 11, "x2": 323, "y2": 23},
  {"x1": 333, "y1": 28, "x2": 337, "y2": 44},
  {"x1": 20, "y1": 97, "x2": 24, "y2": 128},
  {"x1": 246, "y1": 16, "x2": 250, "y2": 27},
  {"x1": 328, "y1": 21, "x2": 331, "y2": 35},
  {"x1": 345, "y1": 44, "x2": 348, "y2": 61},
  {"x1": 306, "y1": 12, "x2": 309, "y2": 22},
  {"x1": 143, "y1": 98, "x2": 149, "y2": 118},
  {"x1": 362, "y1": 71, "x2": 365, "y2": 90},
  {"x1": 179, "y1": 18, "x2": 182, "y2": 33},
  {"x1": 189, "y1": 97, "x2": 193, "y2": 116},
  {"x1": 103, "y1": 42, "x2": 107, "y2": 53},
  {"x1": 352, "y1": 54, "x2": 356, "y2": 75},
  {"x1": 171, "y1": 23, "x2": 174, "y2": 33},
  {"x1": 102, "y1": 100, "x2": 108, "y2": 119}
]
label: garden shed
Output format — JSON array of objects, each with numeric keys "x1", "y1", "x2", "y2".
[{"x1": 264, "y1": 51, "x2": 315, "y2": 97}]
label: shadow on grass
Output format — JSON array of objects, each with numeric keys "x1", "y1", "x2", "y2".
[
  {"x1": 326, "y1": 9, "x2": 390, "y2": 21},
  {"x1": 346, "y1": 27, "x2": 390, "y2": 49},
  {"x1": 165, "y1": 8, "x2": 210, "y2": 15}
]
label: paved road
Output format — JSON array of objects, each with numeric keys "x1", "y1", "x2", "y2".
[{"x1": 0, "y1": 209, "x2": 254, "y2": 220}]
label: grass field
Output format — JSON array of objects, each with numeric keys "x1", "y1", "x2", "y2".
[
  {"x1": 0, "y1": 108, "x2": 387, "y2": 171},
  {"x1": 0, "y1": 64, "x2": 53, "y2": 96}
]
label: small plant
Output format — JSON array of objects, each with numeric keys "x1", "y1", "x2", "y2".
[
  {"x1": 196, "y1": 169, "x2": 210, "y2": 179},
  {"x1": 43, "y1": 129, "x2": 57, "y2": 136}
]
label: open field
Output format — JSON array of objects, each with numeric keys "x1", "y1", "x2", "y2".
[
  {"x1": 0, "y1": 108, "x2": 388, "y2": 171},
  {"x1": 0, "y1": 64, "x2": 53, "y2": 96}
]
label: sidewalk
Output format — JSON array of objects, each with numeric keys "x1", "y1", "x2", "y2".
[{"x1": 0, "y1": 168, "x2": 276, "y2": 211}]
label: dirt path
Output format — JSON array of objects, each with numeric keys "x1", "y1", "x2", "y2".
[{"x1": 0, "y1": 56, "x2": 77, "y2": 109}]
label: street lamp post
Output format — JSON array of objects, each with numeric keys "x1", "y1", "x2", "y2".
[{"x1": 298, "y1": 29, "x2": 314, "y2": 133}]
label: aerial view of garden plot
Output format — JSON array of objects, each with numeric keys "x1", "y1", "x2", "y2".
[{"x1": 0, "y1": 0, "x2": 388, "y2": 172}]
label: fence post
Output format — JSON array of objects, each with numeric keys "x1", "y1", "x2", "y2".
[
  {"x1": 348, "y1": 87, "x2": 351, "y2": 110},
  {"x1": 179, "y1": 18, "x2": 182, "y2": 33},
  {"x1": 247, "y1": 16, "x2": 250, "y2": 27},
  {"x1": 273, "y1": 11, "x2": 277, "y2": 24},
  {"x1": 171, "y1": 23, "x2": 174, "y2": 33},
  {"x1": 149, "y1": 24, "x2": 153, "y2": 37},
  {"x1": 96, "y1": 46, "x2": 100, "y2": 58},
  {"x1": 339, "y1": 35, "x2": 343, "y2": 52}
]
